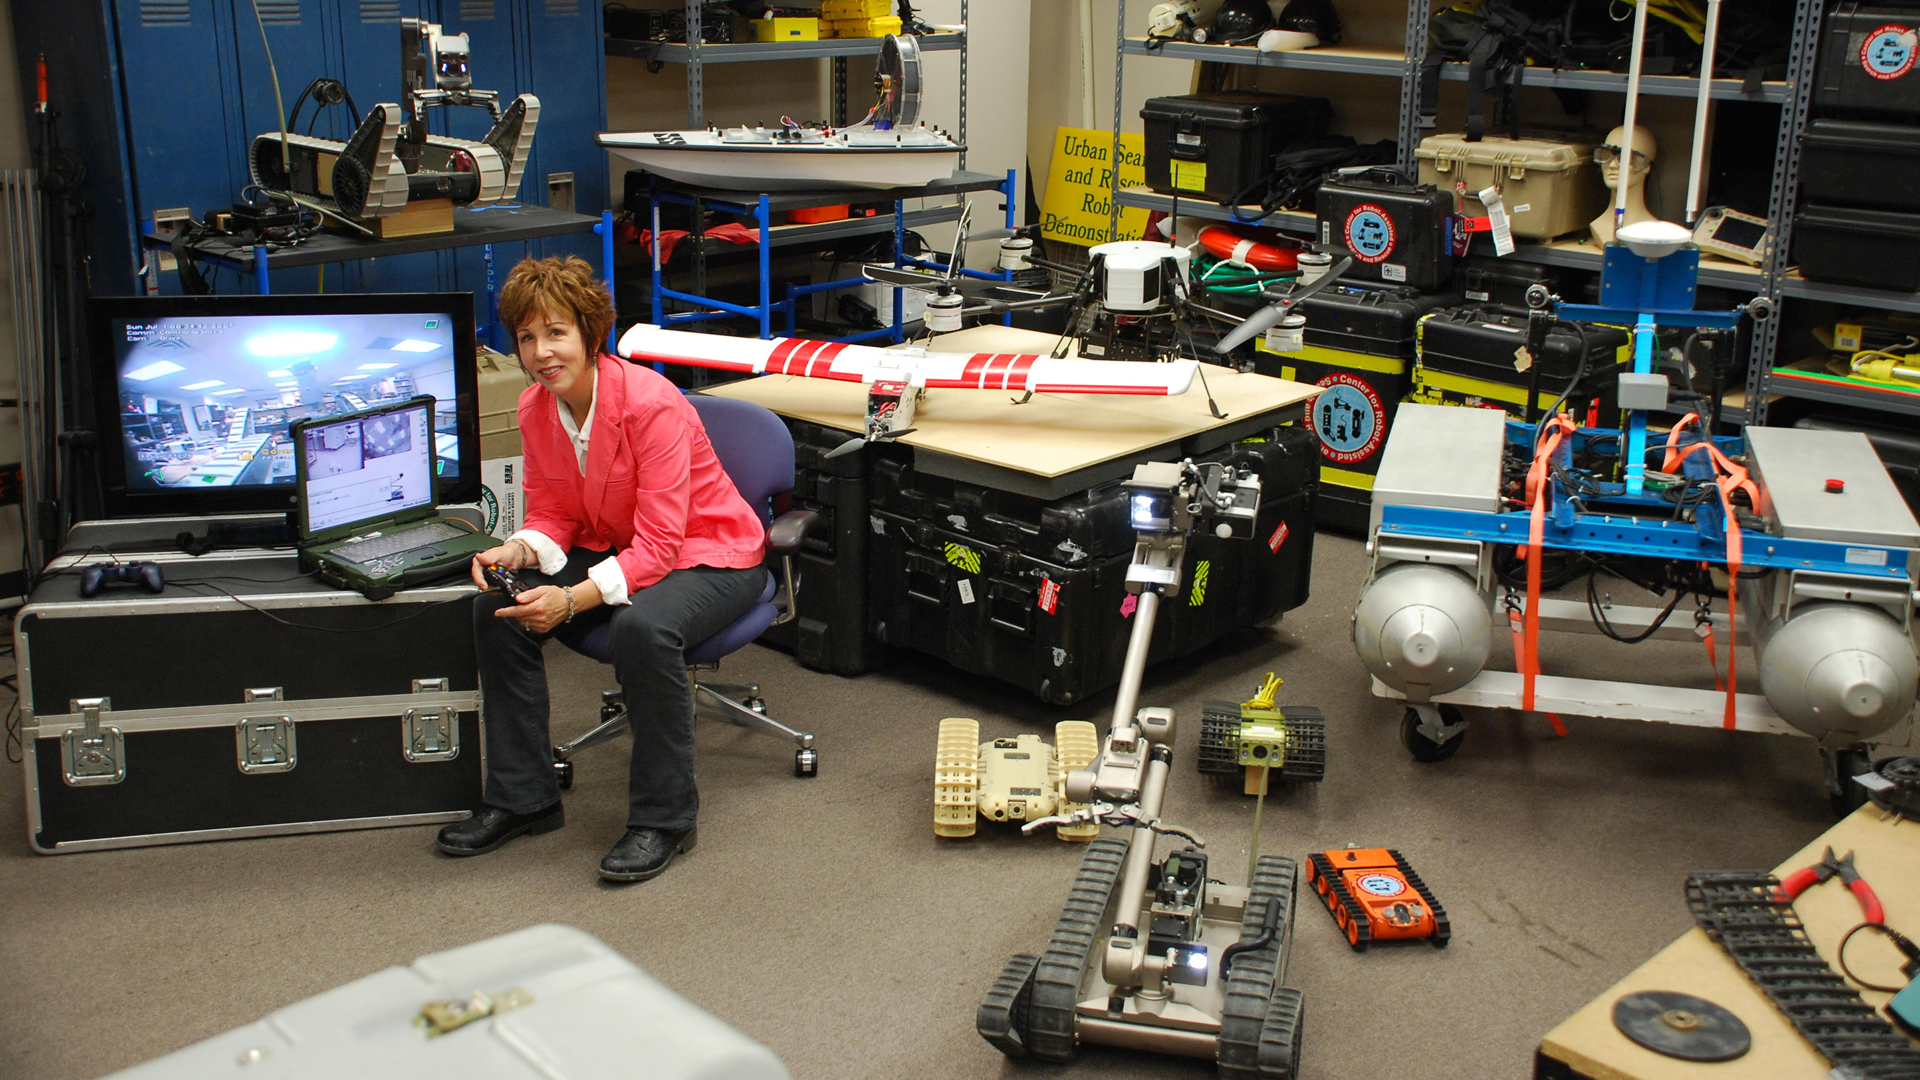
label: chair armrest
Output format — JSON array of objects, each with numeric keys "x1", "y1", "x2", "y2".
[{"x1": 767, "y1": 509, "x2": 822, "y2": 557}]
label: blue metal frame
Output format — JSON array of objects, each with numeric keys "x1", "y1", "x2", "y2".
[
  {"x1": 1378, "y1": 503, "x2": 1912, "y2": 581},
  {"x1": 646, "y1": 169, "x2": 1020, "y2": 346}
]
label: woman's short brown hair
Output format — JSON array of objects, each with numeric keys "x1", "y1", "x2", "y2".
[{"x1": 498, "y1": 255, "x2": 617, "y2": 352}]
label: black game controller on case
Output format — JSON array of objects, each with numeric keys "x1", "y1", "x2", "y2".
[
  {"x1": 482, "y1": 563, "x2": 530, "y2": 598},
  {"x1": 80, "y1": 561, "x2": 165, "y2": 598}
]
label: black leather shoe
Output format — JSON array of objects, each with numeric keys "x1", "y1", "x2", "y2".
[
  {"x1": 435, "y1": 803, "x2": 564, "y2": 856},
  {"x1": 598, "y1": 824, "x2": 697, "y2": 882}
]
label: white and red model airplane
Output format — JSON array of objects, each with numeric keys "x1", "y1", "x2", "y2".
[{"x1": 616, "y1": 323, "x2": 1198, "y2": 453}]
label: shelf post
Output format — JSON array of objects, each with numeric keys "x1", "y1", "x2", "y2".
[
  {"x1": 1398, "y1": 0, "x2": 1432, "y2": 173},
  {"x1": 758, "y1": 193, "x2": 772, "y2": 340},
  {"x1": 1109, "y1": 0, "x2": 1126, "y2": 243},
  {"x1": 252, "y1": 244, "x2": 271, "y2": 294},
  {"x1": 597, "y1": 210, "x2": 617, "y2": 351},
  {"x1": 686, "y1": 0, "x2": 704, "y2": 128}
]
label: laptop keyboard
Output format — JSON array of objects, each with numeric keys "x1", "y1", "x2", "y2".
[{"x1": 333, "y1": 520, "x2": 464, "y2": 565}]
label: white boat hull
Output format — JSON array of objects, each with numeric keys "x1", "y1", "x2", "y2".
[{"x1": 601, "y1": 135, "x2": 960, "y2": 191}]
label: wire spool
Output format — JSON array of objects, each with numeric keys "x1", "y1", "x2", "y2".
[
  {"x1": 1612, "y1": 991, "x2": 1751, "y2": 1062},
  {"x1": 873, "y1": 35, "x2": 923, "y2": 129},
  {"x1": 1867, "y1": 755, "x2": 1920, "y2": 816}
]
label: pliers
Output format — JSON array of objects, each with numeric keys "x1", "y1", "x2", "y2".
[{"x1": 1781, "y1": 845, "x2": 1885, "y2": 925}]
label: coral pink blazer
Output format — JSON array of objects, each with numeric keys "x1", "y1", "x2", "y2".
[{"x1": 518, "y1": 353, "x2": 765, "y2": 592}]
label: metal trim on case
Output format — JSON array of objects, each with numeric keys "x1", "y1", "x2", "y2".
[
  {"x1": 30, "y1": 810, "x2": 474, "y2": 855},
  {"x1": 61, "y1": 697, "x2": 126, "y2": 787},
  {"x1": 237, "y1": 689, "x2": 296, "y2": 775},
  {"x1": 29, "y1": 690, "x2": 481, "y2": 738},
  {"x1": 404, "y1": 678, "x2": 460, "y2": 762},
  {"x1": 16, "y1": 583, "x2": 476, "y2": 620}
]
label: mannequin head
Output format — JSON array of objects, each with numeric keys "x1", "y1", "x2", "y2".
[{"x1": 1597, "y1": 124, "x2": 1657, "y2": 191}]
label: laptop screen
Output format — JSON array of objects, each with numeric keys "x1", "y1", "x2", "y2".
[{"x1": 301, "y1": 399, "x2": 437, "y2": 535}]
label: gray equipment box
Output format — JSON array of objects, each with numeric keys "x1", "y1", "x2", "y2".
[
  {"x1": 1746, "y1": 427, "x2": 1920, "y2": 552},
  {"x1": 18, "y1": 548, "x2": 483, "y2": 854},
  {"x1": 103, "y1": 924, "x2": 792, "y2": 1079},
  {"x1": 1368, "y1": 402, "x2": 1508, "y2": 534}
]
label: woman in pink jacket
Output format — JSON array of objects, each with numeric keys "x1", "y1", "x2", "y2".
[{"x1": 437, "y1": 256, "x2": 767, "y2": 882}]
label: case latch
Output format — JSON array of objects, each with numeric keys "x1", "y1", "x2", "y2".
[
  {"x1": 62, "y1": 697, "x2": 126, "y2": 787},
  {"x1": 404, "y1": 678, "x2": 460, "y2": 762},
  {"x1": 237, "y1": 687, "x2": 296, "y2": 774}
]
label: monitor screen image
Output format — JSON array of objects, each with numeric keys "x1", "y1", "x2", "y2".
[
  {"x1": 301, "y1": 401, "x2": 436, "y2": 534},
  {"x1": 90, "y1": 293, "x2": 480, "y2": 517}
]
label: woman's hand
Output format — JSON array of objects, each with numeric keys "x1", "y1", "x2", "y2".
[
  {"x1": 469, "y1": 542, "x2": 527, "y2": 587},
  {"x1": 494, "y1": 578, "x2": 603, "y2": 634}
]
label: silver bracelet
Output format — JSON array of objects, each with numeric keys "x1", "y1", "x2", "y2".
[{"x1": 562, "y1": 585, "x2": 575, "y2": 623}]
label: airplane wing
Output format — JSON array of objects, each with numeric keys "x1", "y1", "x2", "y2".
[{"x1": 616, "y1": 325, "x2": 1197, "y2": 396}]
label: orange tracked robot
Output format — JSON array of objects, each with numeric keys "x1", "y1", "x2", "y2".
[{"x1": 1306, "y1": 848, "x2": 1450, "y2": 951}]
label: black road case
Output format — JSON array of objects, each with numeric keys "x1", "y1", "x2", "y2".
[
  {"x1": 1415, "y1": 305, "x2": 1631, "y2": 418},
  {"x1": 1792, "y1": 204, "x2": 1920, "y2": 290},
  {"x1": 1251, "y1": 281, "x2": 1461, "y2": 534},
  {"x1": 1141, "y1": 92, "x2": 1334, "y2": 204},
  {"x1": 866, "y1": 430, "x2": 1317, "y2": 705},
  {"x1": 1800, "y1": 119, "x2": 1920, "y2": 212},
  {"x1": 1316, "y1": 170, "x2": 1455, "y2": 290},
  {"x1": 1814, "y1": 4, "x2": 1920, "y2": 120},
  {"x1": 18, "y1": 551, "x2": 482, "y2": 854},
  {"x1": 753, "y1": 418, "x2": 891, "y2": 676}
]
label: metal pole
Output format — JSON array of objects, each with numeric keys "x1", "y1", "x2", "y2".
[
  {"x1": 1686, "y1": 0, "x2": 1723, "y2": 225},
  {"x1": 598, "y1": 210, "x2": 617, "y2": 351},
  {"x1": 1615, "y1": 0, "x2": 1652, "y2": 227},
  {"x1": 757, "y1": 194, "x2": 771, "y2": 340},
  {"x1": 253, "y1": 244, "x2": 272, "y2": 293},
  {"x1": 1109, "y1": 0, "x2": 1126, "y2": 243},
  {"x1": 686, "y1": 0, "x2": 704, "y2": 129}
]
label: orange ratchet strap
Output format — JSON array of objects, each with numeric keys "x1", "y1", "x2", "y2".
[
  {"x1": 1660, "y1": 414, "x2": 1758, "y2": 730},
  {"x1": 1520, "y1": 414, "x2": 1579, "y2": 717}
]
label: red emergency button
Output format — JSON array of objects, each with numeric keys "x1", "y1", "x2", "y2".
[{"x1": 1826, "y1": 478, "x2": 1845, "y2": 493}]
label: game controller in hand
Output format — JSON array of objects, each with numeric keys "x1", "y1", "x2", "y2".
[
  {"x1": 80, "y1": 561, "x2": 165, "y2": 598},
  {"x1": 481, "y1": 563, "x2": 529, "y2": 598}
]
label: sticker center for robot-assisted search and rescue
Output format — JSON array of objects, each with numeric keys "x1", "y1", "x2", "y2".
[
  {"x1": 1343, "y1": 204, "x2": 1397, "y2": 263},
  {"x1": 1303, "y1": 372, "x2": 1387, "y2": 465},
  {"x1": 1356, "y1": 873, "x2": 1407, "y2": 897},
  {"x1": 1861, "y1": 24, "x2": 1917, "y2": 80}
]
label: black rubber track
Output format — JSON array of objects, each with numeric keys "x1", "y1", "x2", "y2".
[
  {"x1": 1257, "y1": 987, "x2": 1305, "y2": 1079},
  {"x1": 1197, "y1": 701, "x2": 1242, "y2": 779},
  {"x1": 1218, "y1": 855, "x2": 1299, "y2": 1079},
  {"x1": 977, "y1": 952, "x2": 1039, "y2": 1058},
  {"x1": 1026, "y1": 836, "x2": 1128, "y2": 1064}
]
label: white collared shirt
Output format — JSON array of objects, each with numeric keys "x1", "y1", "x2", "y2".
[{"x1": 508, "y1": 367, "x2": 632, "y2": 606}]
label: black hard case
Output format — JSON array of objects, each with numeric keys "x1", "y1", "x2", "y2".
[
  {"x1": 1459, "y1": 256, "x2": 1561, "y2": 308},
  {"x1": 1814, "y1": 4, "x2": 1920, "y2": 120},
  {"x1": 1315, "y1": 171, "x2": 1455, "y2": 290},
  {"x1": 1417, "y1": 304, "x2": 1631, "y2": 405},
  {"x1": 18, "y1": 551, "x2": 482, "y2": 854},
  {"x1": 753, "y1": 418, "x2": 890, "y2": 676},
  {"x1": 866, "y1": 431, "x2": 1318, "y2": 705},
  {"x1": 1800, "y1": 119, "x2": 1920, "y2": 212},
  {"x1": 1140, "y1": 92, "x2": 1334, "y2": 204},
  {"x1": 1251, "y1": 282, "x2": 1461, "y2": 534},
  {"x1": 1792, "y1": 204, "x2": 1920, "y2": 290}
]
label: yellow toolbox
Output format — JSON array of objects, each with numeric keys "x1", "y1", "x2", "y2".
[
  {"x1": 822, "y1": 15, "x2": 903, "y2": 37},
  {"x1": 753, "y1": 16, "x2": 819, "y2": 41},
  {"x1": 822, "y1": 0, "x2": 893, "y2": 18}
]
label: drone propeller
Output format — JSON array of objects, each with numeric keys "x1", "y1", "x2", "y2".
[
  {"x1": 824, "y1": 428, "x2": 916, "y2": 459},
  {"x1": 1212, "y1": 254, "x2": 1353, "y2": 355}
]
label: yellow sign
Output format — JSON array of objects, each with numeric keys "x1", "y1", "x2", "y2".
[{"x1": 1040, "y1": 127, "x2": 1148, "y2": 245}]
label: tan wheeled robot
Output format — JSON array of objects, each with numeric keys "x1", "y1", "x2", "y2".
[{"x1": 934, "y1": 719, "x2": 1101, "y2": 840}]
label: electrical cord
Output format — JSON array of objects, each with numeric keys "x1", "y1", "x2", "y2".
[
  {"x1": 168, "y1": 578, "x2": 476, "y2": 632},
  {"x1": 1586, "y1": 568, "x2": 1686, "y2": 644},
  {"x1": 1838, "y1": 921, "x2": 1920, "y2": 994}
]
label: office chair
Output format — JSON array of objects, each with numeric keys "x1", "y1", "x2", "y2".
[{"x1": 550, "y1": 394, "x2": 821, "y2": 783}]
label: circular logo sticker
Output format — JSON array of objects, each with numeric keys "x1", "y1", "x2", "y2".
[
  {"x1": 1861, "y1": 24, "x2": 1917, "y2": 81},
  {"x1": 1357, "y1": 873, "x2": 1407, "y2": 897},
  {"x1": 478, "y1": 484, "x2": 501, "y2": 533},
  {"x1": 1343, "y1": 204, "x2": 1396, "y2": 263},
  {"x1": 1303, "y1": 372, "x2": 1387, "y2": 465}
]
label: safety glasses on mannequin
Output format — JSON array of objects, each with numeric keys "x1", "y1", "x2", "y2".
[{"x1": 1593, "y1": 145, "x2": 1652, "y2": 171}]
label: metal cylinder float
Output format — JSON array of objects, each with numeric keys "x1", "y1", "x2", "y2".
[
  {"x1": 1756, "y1": 601, "x2": 1919, "y2": 742},
  {"x1": 1352, "y1": 563, "x2": 1492, "y2": 703}
]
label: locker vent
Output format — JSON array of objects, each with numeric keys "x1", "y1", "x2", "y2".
[
  {"x1": 545, "y1": 0, "x2": 580, "y2": 16},
  {"x1": 139, "y1": 0, "x2": 191, "y2": 25},
  {"x1": 359, "y1": 0, "x2": 401, "y2": 20},
  {"x1": 460, "y1": 0, "x2": 496, "y2": 17},
  {"x1": 256, "y1": 0, "x2": 302, "y2": 23}
]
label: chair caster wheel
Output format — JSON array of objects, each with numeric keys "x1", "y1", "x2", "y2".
[
  {"x1": 795, "y1": 746, "x2": 818, "y2": 778},
  {"x1": 746, "y1": 697, "x2": 767, "y2": 714},
  {"x1": 554, "y1": 756, "x2": 575, "y2": 791}
]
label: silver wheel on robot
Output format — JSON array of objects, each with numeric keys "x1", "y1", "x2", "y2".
[
  {"x1": 1198, "y1": 700, "x2": 1246, "y2": 786},
  {"x1": 1277, "y1": 706, "x2": 1326, "y2": 785},
  {"x1": 1217, "y1": 855, "x2": 1300, "y2": 1079},
  {"x1": 1025, "y1": 836, "x2": 1128, "y2": 1064},
  {"x1": 1824, "y1": 744, "x2": 1873, "y2": 818}
]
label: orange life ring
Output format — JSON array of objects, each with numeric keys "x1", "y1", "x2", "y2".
[{"x1": 1197, "y1": 225, "x2": 1298, "y2": 271}]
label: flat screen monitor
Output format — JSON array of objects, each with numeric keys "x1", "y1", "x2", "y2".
[{"x1": 90, "y1": 293, "x2": 480, "y2": 518}]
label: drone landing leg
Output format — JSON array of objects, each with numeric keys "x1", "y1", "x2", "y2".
[{"x1": 1195, "y1": 363, "x2": 1226, "y2": 421}]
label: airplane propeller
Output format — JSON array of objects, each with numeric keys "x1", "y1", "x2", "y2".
[{"x1": 1212, "y1": 254, "x2": 1355, "y2": 356}]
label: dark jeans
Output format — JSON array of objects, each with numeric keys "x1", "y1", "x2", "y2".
[{"x1": 473, "y1": 547, "x2": 766, "y2": 830}]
